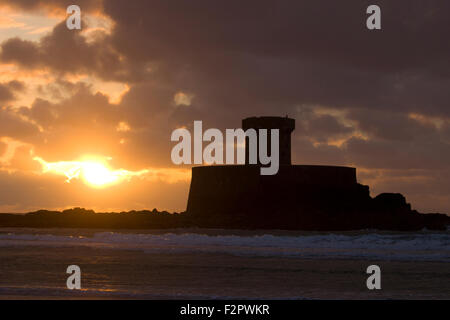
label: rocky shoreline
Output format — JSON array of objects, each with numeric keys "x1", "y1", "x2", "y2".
[{"x1": 0, "y1": 203, "x2": 448, "y2": 231}]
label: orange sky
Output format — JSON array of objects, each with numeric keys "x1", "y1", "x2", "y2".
[
  {"x1": 0, "y1": 4, "x2": 192, "y2": 212},
  {"x1": 0, "y1": 1, "x2": 449, "y2": 214}
]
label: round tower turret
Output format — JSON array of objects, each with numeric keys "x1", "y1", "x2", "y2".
[{"x1": 242, "y1": 116, "x2": 295, "y2": 165}]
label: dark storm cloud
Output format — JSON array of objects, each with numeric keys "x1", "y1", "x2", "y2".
[
  {"x1": 3, "y1": 1, "x2": 449, "y2": 114},
  {"x1": 0, "y1": 0, "x2": 446, "y2": 116},
  {"x1": 348, "y1": 108, "x2": 437, "y2": 141},
  {"x1": 0, "y1": 82, "x2": 31, "y2": 138},
  {"x1": 94, "y1": 0, "x2": 450, "y2": 121},
  {"x1": 0, "y1": 21, "x2": 137, "y2": 82},
  {"x1": 0, "y1": 81, "x2": 24, "y2": 105},
  {"x1": 0, "y1": 83, "x2": 14, "y2": 103},
  {"x1": 0, "y1": 107, "x2": 39, "y2": 139},
  {"x1": 6, "y1": 80, "x2": 25, "y2": 92},
  {"x1": 294, "y1": 107, "x2": 354, "y2": 143},
  {"x1": 0, "y1": 38, "x2": 40, "y2": 68},
  {"x1": 104, "y1": 0, "x2": 450, "y2": 72}
]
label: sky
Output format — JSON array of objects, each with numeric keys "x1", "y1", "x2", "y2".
[{"x1": 0, "y1": 0, "x2": 449, "y2": 214}]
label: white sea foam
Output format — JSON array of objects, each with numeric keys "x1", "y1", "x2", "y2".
[{"x1": 0, "y1": 230, "x2": 449, "y2": 261}]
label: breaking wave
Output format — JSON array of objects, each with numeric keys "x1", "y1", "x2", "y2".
[{"x1": 0, "y1": 229, "x2": 449, "y2": 261}]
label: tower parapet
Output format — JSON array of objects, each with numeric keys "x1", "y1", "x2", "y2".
[{"x1": 186, "y1": 116, "x2": 372, "y2": 229}]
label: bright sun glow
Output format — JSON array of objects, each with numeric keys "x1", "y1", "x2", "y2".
[
  {"x1": 33, "y1": 156, "x2": 149, "y2": 188},
  {"x1": 81, "y1": 162, "x2": 120, "y2": 187},
  {"x1": 33, "y1": 155, "x2": 192, "y2": 188}
]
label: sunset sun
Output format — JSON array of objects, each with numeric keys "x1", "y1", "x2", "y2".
[
  {"x1": 80, "y1": 161, "x2": 120, "y2": 188},
  {"x1": 33, "y1": 156, "x2": 151, "y2": 188}
]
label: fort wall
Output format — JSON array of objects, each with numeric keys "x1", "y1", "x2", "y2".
[{"x1": 186, "y1": 164, "x2": 365, "y2": 217}]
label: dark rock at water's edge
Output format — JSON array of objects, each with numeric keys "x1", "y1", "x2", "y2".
[
  {"x1": 0, "y1": 203, "x2": 448, "y2": 231},
  {"x1": 0, "y1": 208, "x2": 186, "y2": 230}
]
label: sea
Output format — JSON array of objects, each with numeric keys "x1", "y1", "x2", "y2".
[{"x1": 0, "y1": 228, "x2": 449, "y2": 299}]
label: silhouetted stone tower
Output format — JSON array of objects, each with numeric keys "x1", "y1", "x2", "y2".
[
  {"x1": 186, "y1": 115, "x2": 368, "y2": 229},
  {"x1": 242, "y1": 116, "x2": 295, "y2": 165}
]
